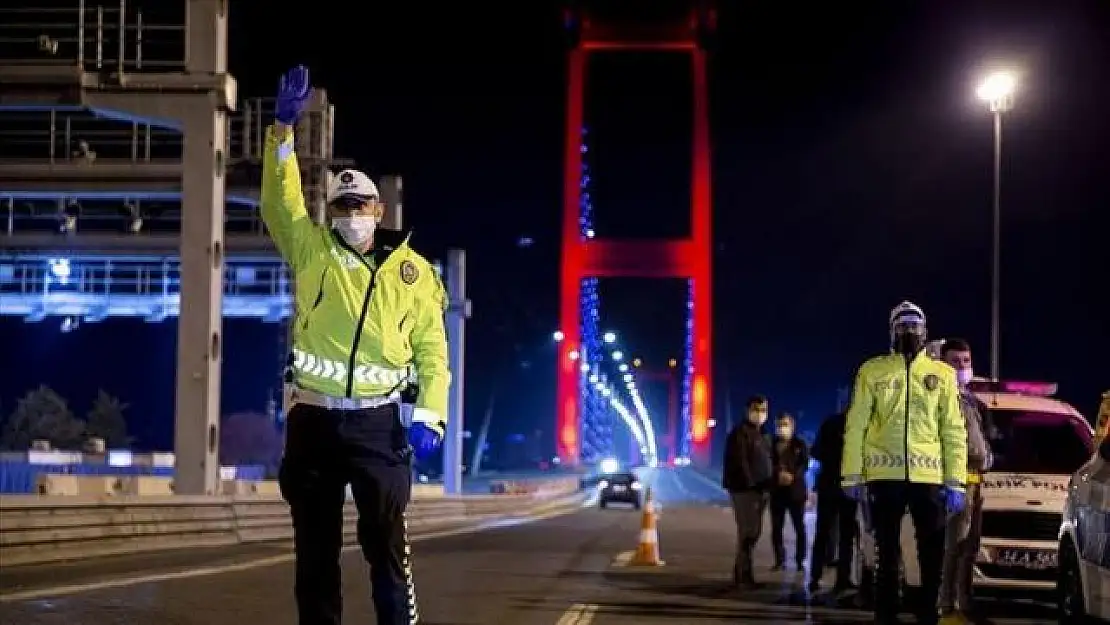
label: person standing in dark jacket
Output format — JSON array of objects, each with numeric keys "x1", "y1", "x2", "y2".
[
  {"x1": 769, "y1": 413, "x2": 809, "y2": 571},
  {"x1": 723, "y1": 395, "x2": 773, "y2": 588},
  {"x1": 809, "y1": 411, "x2": 859, "y2": 594},
  {"x1": 938, "y1": 338, "x2": 993, "y2": 624}
]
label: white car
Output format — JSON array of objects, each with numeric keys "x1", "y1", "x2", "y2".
[
  {"x1": 1057, "y1": 392, "x2": 1110, "y2": 622},
  {"x1": 970, "y1": 380, "x2": 1094, "y2": 591}
]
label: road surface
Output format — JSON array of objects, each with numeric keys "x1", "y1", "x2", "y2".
[{"x1": 0, "y1": 468, "x2": 1058, "y2": 623}]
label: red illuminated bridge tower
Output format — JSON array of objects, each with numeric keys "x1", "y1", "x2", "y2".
[{"x1": 556, "y1": 4, "x2": 716, "y2": 468}]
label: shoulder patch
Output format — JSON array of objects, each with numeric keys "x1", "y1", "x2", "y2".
[
  {"x1": 400, "y1": 259, "x2": 419, "y2": 285},
  {"x1": 923, "y1": 374, "x2": 939, "y2": 391}
]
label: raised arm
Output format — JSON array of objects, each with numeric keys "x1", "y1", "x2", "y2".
[{"x1": 260, "y1": 124, "x2": 323, "y2": 271}]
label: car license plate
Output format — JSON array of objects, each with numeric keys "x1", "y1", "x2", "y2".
[
  {"x1": 613, "y1": 485, "x2": 626, "y2": 492},
  {"x1": 994, "y1": 548, "x2": 1058, "y2": 570}
]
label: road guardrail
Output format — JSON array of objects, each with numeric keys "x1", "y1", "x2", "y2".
[{"x1": 0, "y1": 480, "x2": 583, "y2": 567}]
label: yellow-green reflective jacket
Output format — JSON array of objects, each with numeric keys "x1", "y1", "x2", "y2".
[
  {"x1": 260, "y1": 125, "x2": 450, "y2": 433},
  {"x1": 841, "y1": 351, "x2": 968, "y2": 491}
]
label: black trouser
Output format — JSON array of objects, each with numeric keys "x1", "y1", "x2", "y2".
[
  {"x1": 770, "y1": 495, "x2": 807, "y2": 567},
  {"x1": 279, "y1": 402, "x2": 417, "y2": 625},
  {"x1": 810, "y1": 487, "x2": 858, "y2": 588},
  {"x1": 868, "y1": 480, "x2": 946, "y2": 625},
  {"x1": 730, "y1": 490, "x2": 768, "y2": 583}
]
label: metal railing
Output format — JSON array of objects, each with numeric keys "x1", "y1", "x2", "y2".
[
  {"x1": 0, "y1": 253, "x2": 293, "y2": 320},
  {"x1": 0, "y1": 109, "x2": 182, "y2": 162},
  {"x1": 0, "y1": 1, "x2": 186, "y2": 71},
  {"x1": 0, "y1": 94, "x2": 342, "y2": 236},
  {"x1": 1, "y1": 196, "x2": 268, "y2": 236},
  {"x1": 0, "y1": 99, "x2": 289, "y2": 163},
  {"x1": 0, "y1": 254, "x2": 291, "y2": 299}
]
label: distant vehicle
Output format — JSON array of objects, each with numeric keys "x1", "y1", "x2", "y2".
[
  {"x1": 1057, "y1": 391, "x2": 1110, "y2": 622},
  {"x1": 598, "y1": 471, "x2": 643, "y2": 509},
  {"x1": 968, "y1": 379, "x2": 1094, "y2": 591}
]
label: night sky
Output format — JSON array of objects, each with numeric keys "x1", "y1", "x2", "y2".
[{"x1": 2, "y1": 1, "x2": 1107, "y2": 456}]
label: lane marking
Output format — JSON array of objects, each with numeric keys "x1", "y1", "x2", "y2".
[
  {"x1": 0, "y1": 501, "x2": 584, "y2": 604},
  {"x1": 669, "y1": 467, "x2": 693, "y2": 499},
  {"x1": 610, "y1": 550, "x2": 633, "y2": 568},
  {"x1": 555, "y1": 603, "x2": 597, "y2": 625}
]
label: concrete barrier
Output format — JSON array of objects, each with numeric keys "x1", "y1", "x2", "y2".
[
  {"x1": 0, "y1": 480, "x2": 584, "y2": 567},
  {"x1": 487, "y1": 477, "x2": 579, "y2": 495}
]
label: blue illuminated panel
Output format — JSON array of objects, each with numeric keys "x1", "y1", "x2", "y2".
[{"x1": 0, "y1": 253, "x2": 291, "y2": 322}]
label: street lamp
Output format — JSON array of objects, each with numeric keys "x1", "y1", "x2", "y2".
[{"x1": 976, "y1": 70, "x2": 1017, "y2": 381}]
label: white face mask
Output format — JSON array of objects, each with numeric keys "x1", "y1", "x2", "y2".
[
  {"x1": 956, "y1": 367, "x2": 974, "y2": 386},
  {"x1": 776, "y1": 426, "x2": 793, "y2": 440},
  {"x1": 333, "y1": 216, "x2": 376, "y2": 247},
  {"x1": 748, "y1": 410, "x2": 768, "y2": 426}
]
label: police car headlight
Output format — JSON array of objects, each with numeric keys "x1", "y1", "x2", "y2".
[
  {"x1": 631, "y1": 481, "x2": 642, "y2": 490},
  {"x1": 598, "y1": 480, "x2": 609, "y2": 490}
]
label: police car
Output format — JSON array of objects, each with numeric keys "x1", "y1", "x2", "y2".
[
  {"x1": 969, "y1": 379, "x2": 1094, "y2": 591},
  {"x1": 1057, "y1": 391, "x2": 1110, "y2": 622}
]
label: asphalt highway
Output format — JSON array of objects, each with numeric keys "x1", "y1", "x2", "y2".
[{"x1": 0, "y1": 468, "x2": 1058, "y2": 624}]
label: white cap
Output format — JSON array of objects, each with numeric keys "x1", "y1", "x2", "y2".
[
  {"x1": 889, "y1": 300, "x2": 926, "y2": 327},
  {"x1": 327, "y1": 169, "x2": 379, "y2": 204}
]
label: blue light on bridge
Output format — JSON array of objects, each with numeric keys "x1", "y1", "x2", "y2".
[
  {"x1": 679, "y1": 279, "x2": 695, "y2": 460},
  {"x1": 48, "y1": 258, "x2": 72, "y2": 283}
]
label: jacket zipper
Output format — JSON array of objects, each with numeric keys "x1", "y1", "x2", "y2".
[
  {"x1": 903, "y1": 356, "x2": 912, "y2": 481},
  {"x1": 310, "y1": 268, "x2": 328, "y2": 310},
  {"x1": 337, "y1": 237, "x2": 378, "y2": 399}
]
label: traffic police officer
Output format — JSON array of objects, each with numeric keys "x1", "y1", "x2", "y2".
[
  {"x1": 264, "y1": 65, "x2": 450, "y2": 625},
  {"x1": 841, "y1": 301, "x2": 967, "y2": 625}
]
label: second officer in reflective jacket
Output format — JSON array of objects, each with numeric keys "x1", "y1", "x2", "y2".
[
  {"x1": 841, "y1": 301, "x2": 967, "y2": 625},
  {"x1": 264, "y1": 65, "x2": 450, "y2": 625}
]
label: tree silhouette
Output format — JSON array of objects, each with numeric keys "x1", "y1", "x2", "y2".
[
  {"x1": 0, "y1": 386, "x2": 86, "y2": 451},
  {"x1": 86, "y1": 390, "x2": 132, "y2": 448},
  {"x1": 220, "y1": 412, "x2": 282, "y2": 473}
]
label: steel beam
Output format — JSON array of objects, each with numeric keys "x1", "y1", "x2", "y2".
[{"x1": 443, "y1": 249, "x2": 470, "y2": 495}]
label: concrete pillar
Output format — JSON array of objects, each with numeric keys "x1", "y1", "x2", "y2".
[
  {"x1": 174, "y1": 0, "x2": 229, "y2": 495},
  {"x1": 443, "y1": 249, "x2": 469, "y2": 495},
  {"x1": 185, "y1": 0, "x2": 228, "y2": 74}
]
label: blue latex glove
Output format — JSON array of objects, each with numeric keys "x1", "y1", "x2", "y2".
[
  {"x1": 408, "y1": 422, "x2": 442, "y2": 459},
  {"x1": 275, "y1": 65, "x2": 311, "y2": 126},
  {"x1": 842, "y1": 483, "x2": 865, "y2": 501},
  {"x1": 942, "y1": 487, "x2": 967, "y2": 516}
]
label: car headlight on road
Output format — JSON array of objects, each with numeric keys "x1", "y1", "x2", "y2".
[
  {"x1": 598, "y1": 480, "x2": 609, "y2": 490},
  {"x1": 630, "y1": 481, "x2": 642, "y2": 490}
]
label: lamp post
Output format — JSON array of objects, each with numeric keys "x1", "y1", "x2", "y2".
[{"x1": 976, "y1": 70, "x2": 1017, "y2": 381}]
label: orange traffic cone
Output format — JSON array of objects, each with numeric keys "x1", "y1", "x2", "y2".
[{"x1": 630, "y1": 487, "x2": 665, "y2": 566}]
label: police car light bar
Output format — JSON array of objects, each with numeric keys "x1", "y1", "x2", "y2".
[{"x1": 968, "y1": 378, "x2": 1058, "y2": 396}]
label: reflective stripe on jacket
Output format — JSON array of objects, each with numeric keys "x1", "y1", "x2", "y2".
[
  {"x1": 261, "y1": 125, "x2": 451, "y2": 434},
  {"x1": 841, "y1": 351, "x2": 968, "y2": 491}
]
